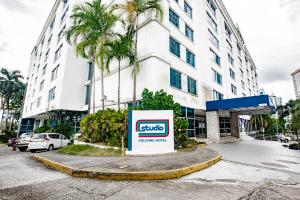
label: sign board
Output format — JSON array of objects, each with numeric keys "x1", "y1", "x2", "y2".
[{"x1": 127, "y1": 110, "x2": 175, "y2": 155}]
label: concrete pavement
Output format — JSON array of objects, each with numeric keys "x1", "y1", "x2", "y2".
[{"x1": 1, "y1": 141, "x2": 300, "y2": 199}]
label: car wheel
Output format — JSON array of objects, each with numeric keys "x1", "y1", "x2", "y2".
[
  {"x1": 30, "y1": 149, "x2": 36, "y2": 153},
  {"x1": 48, "y1": 145, "x2": 54, "y2": 151},
  {"x1": 18, "y1": 147, "x2": 28, "y2": 152},
  {"x1": 285, "y1": 139, "x2": 289, "y2": 143}
]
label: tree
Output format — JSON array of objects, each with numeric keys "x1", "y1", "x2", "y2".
[
  {"x1": 0, "y1": 68, "x2": 24, "y2": 130},
  {"x1": 250, "y1": 115, "x2": 268, "y2": 140},
  {"x1": 114, "y1": 0, "x2": 164, "y2": 109},
  {"x1": 106, "y1": 26, "x2": 136, "y2": 111},
  {"x1": 66, "y1": 0, "x2": 118, "y2": 112}
]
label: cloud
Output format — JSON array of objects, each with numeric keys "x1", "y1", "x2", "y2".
[
  {"x1": 0, "y1": 0, "x2": 31, "y2": 13},
  {"x1": 0, "y1": 42, "x2": 8, "y2": 52},
  {"x1": 280, "y1": 0, "x2": 300, "y2": 22}
]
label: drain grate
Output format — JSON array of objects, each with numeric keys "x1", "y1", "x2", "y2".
[{"x1": 260, "y1": 162, "x2": 289, "y2": 168}]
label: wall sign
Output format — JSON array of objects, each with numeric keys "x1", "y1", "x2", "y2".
[{"x1": 127, "y1": 110, "x2": 175, "y2": 155}]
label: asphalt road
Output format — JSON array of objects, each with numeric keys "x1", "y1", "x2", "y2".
[{"x1": 1, "y1": 141, "x2": 300, "y2": 200}]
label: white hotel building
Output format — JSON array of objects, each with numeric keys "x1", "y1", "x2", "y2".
[{"x1": 21, "y1": 0, "x2": 259, "y2": 138}]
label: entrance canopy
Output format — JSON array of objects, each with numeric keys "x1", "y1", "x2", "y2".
[{"x1": 206, "y1": 95, "x2": 275, "y2": 115}]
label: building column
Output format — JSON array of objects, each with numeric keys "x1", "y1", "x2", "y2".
[
  {"x1": 230, "y1": 112, "x2": 240, "y2": 138},
  {"x1": 206, "y1": 111, "x2": 220, "y2": 143}
]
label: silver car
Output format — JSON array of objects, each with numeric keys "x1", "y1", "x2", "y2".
[{"x1": 17, "y1": 132, "x2": 33, "y2": 152}]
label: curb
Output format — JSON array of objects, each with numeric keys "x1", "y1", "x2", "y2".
[{"x1": 32, "y1": 154, "x2": 221, "y2": 180}]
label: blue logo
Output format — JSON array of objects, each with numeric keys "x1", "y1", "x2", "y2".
[{"x1": 136, "y1": 120, "x2": 169, "y2": 137}]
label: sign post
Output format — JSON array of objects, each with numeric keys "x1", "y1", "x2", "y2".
[{"x1": 127, "y1": 110, "x2": 175, "y2": 155}]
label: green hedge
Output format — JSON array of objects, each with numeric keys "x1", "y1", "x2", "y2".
[{"x1": 80, "y1": 109, "x2": 127, "y2": 147}]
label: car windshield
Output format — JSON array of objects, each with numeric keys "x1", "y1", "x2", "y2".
[
  {"x1": 32, "y1": 134, "x2": 45, "y2": 139},
  {"x1": 20, "y1": 133, "x2": 31, "y2": 138}
]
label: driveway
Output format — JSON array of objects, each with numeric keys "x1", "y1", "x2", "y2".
[{"x1": 0, "y1": 141, "x2": 300, "y2": 200}]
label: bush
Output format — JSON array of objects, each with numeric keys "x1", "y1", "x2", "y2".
[
  {"x1": 52, "y1": 123, "x2": 74, "y2": 139},
  {"x1": 139, "y1": 89, "x2": 189, "y2": 149},
  {"x1": 289, "y1": 143, "x2": 300, "y2": 150},
  {"x1": 34, "y1": 124, "x2": 50, "y2": 133},
  {"x1": 80, "y1": 109, "x2": 127, "y2": 147},
  {"x1": 0, "y1": 130, "x2": 17, "y2": 143}
]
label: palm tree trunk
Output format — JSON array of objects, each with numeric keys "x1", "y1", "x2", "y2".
[
  {"x1": 88, "y1": 61, "x2": 95, "y2": 114},
  {"x1": 6, "y1": 99, "x2": 9, "y2": 130},
  {"x1": 92, "y1": 61, "x2": 96, "y2": 113},
  {"x1": 101, "y1": 68, "x2": 105, "y2": 110},
  {"x1": 132, "y1": 16, "x2": 139, "y2": 109},
  {"x1": 118, "y1": 60, "x2": 121, "y2": 111}
]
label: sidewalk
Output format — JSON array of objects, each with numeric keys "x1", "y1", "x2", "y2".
[{"x1": 32, "y1": 147, "x2": 221, "y2": 180}]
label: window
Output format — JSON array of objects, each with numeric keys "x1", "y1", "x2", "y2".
[
  {"x1": 44, "y1": 49, "x2": 50, "y2": 62},
  {"x1": 169, "y1": 37, "x2": 180, "y2": 57},
  {"x1": 240, "y1": 69, "x2": 244, "y2": 78},
  {"x1": 239, "y1": 57, "x2": 242, "y2": 67},
  {"x1": 184, "y1": 1, "x2": 192, "y2": 18},
  {"x1": 49, "y1": 17, "x2": 56, "y2": 32},
  {"x1": 224, "y1": 22, "x2": 232, "y2": 40},
  {"x1": 37, "y1": 97, "x2": 41, "y2": 107},
  {"x1": 170, "y1": 68, "x2": 181, "y2": 89},
  {"x1": 209, "y1": 48, "x2": 221, "y2": 66},
  {"x1": 207, "y1": 0, "x2": 217, "y2": 16},
  {"x1": 85, "y1": 85, "x2": 90, "y2": 105},
  {"x1": 213, "y1": 69, "x2": 222, "y2": 85},
  {"x1": 207, "y1": 12, "x2": 217, "y2": 32},
  {"x1": 185, "y1": 24, "x2": 194, "y2": 41},
  {"x1": 54, "y1": 45, "x2": 63, "y2": 61},
  {"x1": 57, "y1": 25, "x2": 66, "y2": 43},
  {"x1": 30, "y1": 103, "x2": 33, "y2": 111},
  {"x1": 229, "y1": 68, "x2": 235, "y2": 80},
  {"x1": 188, "y1": 77, "x2": 197, "y2": 95},
  {"x1": 40, "y1": 80, "x2": 44, "y2": 91},
  {"x1": 186, "y1": 49, "x2": 195, "y2": 67},
  {"x1": 34, "y1": 77, "x2": 38, "y2": 85},
  {"x1": 42, "y1": 65, "x2": 47, "y2": 75},
  {"x1": 49, "y1": 134, "x2": 60, "y2": 139},
  {"x1": 48, "y1": 87, "x2": 56, "y2": 102},
  {"x1": 47, "y1": 34, "x2": 52, "y2": 47},
  {"x1": 32, "y1": 89, "x2": 35, "y2": 97},
  {"x1": 39, "y1": 52, "x2": 42, "y2": 61},
  {"x1": 51, "y1": 65, "x2": 59, "y2": 81},
  {"x1": 241, "y1": 81, "x2": 245, "y2": 89},
  {"x1": 88, "y1": 62, "x2": 93, "y2": 80},
  {"x1": 237, "y1": 43, "x2": 241, "y2": 55},
  {"x1": 169, "y1": 9, "x2": 179, "y2": 28},
  {"x1": 208, "y1": 29, "x2": 219, "y2": 48},
  {"x1": 213, "y1": 90, "x2": 224, "y2": 100},
  {"x1": 231, "y1": 84, "x2": 237, "y2": 95},
  {"x1": 61, "y1": 5, "x2": 69, "y2": 24},
  {"x1": 228, "y1": 54, "x2": 234, "y2": 66},
  {"x1": 226, "y1": 40, "x2": 232, "y2": 53}
]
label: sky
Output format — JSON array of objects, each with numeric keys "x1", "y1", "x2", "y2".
[{"x1": 0, "y1": 0, "x2": 300, "y2": 103}]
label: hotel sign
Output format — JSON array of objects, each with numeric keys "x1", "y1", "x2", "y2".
[{"x1": 127, "y1": 110, "x2": 175, "y2": 155}]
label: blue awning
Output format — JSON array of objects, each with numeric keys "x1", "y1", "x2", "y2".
[{"x1": 206, "y1": 95, "x2": 275, "y2": 115}]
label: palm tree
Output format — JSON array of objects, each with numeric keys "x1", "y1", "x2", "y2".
[
  {"x1": 0, "y1": 68, "x2": 24, "y2": 129},
  {"x1": 66, "y1": 0, "x2": 118, "y2": 112},
  {"x1": 106, "y1": 26, "x2": 135, "y2": 111},
  {"x1": 250, "y1": 115, "x2": 268, "y2": 140},
  {"x1": 114, "y1": 0, "x2": 163, "y2": 108}
]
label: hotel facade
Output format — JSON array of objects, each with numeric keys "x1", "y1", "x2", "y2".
[{"x1": 21, "y1": 0, "x2": 259, "y2": 139}]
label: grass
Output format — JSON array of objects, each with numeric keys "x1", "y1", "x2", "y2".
[
  {"x1": 58, "y1": 144, "x2": 122, "y2": 157},
  {"x1": 177, "y1": 140, "x2": 199, "y2": 152}
]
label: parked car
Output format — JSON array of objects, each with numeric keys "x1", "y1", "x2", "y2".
[
  {"x1": 280, "y1": 135, "x2": 291, "y2": 143},
  {"x1": 16, "y1": 132, "x2": 33, "y2": 152},
  {"x1": 28, "y1": 133, "x2": 70, "y2": 153},
  {"x1": 7, "y1": 138, "x2": 17, "y2": 147}
]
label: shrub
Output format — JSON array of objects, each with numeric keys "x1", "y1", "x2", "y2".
[
  {"x1": 0, "y1": 130, "x2": 17, "y2": 143},
  {"x1": 289, "y1": 143, "x2": 300, "y2": 150},
  {"x1": 34, "y1": 124, "x2": 50, "y2": 133},
  {"x1": 139, "y1": 89, "x2": 189, "y2": 149},
  {"x1": 52, "y1": 123, "x2": 74, "y2": 139},
  {"x1": 80, "y1": 109, "x2": 127, "y2": 147}
]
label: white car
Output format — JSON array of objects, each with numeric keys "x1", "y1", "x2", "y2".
[
  {"x1": 28, "y1": 133, "x2": 70, "y2": 153},
  {"x1": 17, "y1": 132, "x2": 33, "y2": 152},
  {"x1": 280, "y1": 135, "x2": 291, "y2": 143}
]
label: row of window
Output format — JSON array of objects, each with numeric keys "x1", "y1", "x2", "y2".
[
  {"x1": 169, "y1": 9, "x2": 194, "y2": 42},
  {"x1": 170, "y1": 68, "x2": 197, "y2": 95},
  {"x1": 169, "y1": 37, "x2": 195, "y2": 67}
]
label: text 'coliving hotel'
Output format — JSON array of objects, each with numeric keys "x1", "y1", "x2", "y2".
[{"x1": 21, "y1": 0, "x2": 259, "y2": 137}]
